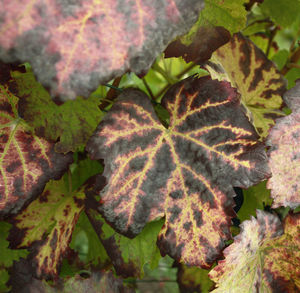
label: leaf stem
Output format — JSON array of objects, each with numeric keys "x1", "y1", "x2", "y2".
[{"x1": 99, "y1": 76, "x2": 122, "y2": 110}]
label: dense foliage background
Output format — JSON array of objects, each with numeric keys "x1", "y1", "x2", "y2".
[{"x1": 0, "y1": 0, "x2": 299, "y2": 292}]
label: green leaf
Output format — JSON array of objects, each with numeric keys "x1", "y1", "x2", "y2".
[
  {"x1": 12, "y1": 70, "x2": 104, "y2": 154},
  {"x1": 0, "y1": 221, "x2": 28, "y2": 292},
  {"x1": 0, "y1": 222, "x2": 28, "y2": 267},
  {"x1": 177, "y1": 263, "x2": 214, "y2": 293},
  {"x1": 238, "y1": 181, "x2": 273, "y2": 222},
  {"x1": 86, "y1": 209, "x2": 163, "y2": 278},
  {"x1": 259, "y1": 0, "x2": 300, "y2": 28},
  {"x1": 198, "y1": 0, "x2": 247, "y2": 33},
  {"x1": 86, "y1": 76, "x2": 270, "y2": 268},
  {"x1": 8, "y1": 178, "x2": 85, "y2": 278},
  {"x1": 70, "y1": 212, "x2": 110, "y2": 267},
  {"x1": 0, "y1": 269, "x2": 10, "y2": 293}
]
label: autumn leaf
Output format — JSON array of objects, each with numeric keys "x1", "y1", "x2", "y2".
[
  {"x1": 266, "y1": 81, "x2": 300, "y2": 209},
  {"x1": 14, "y1": 69, "x2": 103, "y2": 154},
  {"x1": 8, "y1": 178, "x2": 85, "y2": 278},
  {"x1": 164, "y1": 26, "x2": 230, "y2": 65},
  {"x1": 0, "y1": 0, "x2": 204, "y2": 100},
  {"x1": 86, "y1": 208, "x2": 163, "y2": 278},
  {"x1": 209, "y1": 211, "x2": 300, "y2": 292},
  {"x1": 0, "y1": 63, "x2": 72, "y2": 216},
  {"x1": 86, "y1": 75, "x2": 270, "y2": 267},
  {"x1": 205, "y1": 33, "x2": 286, "y2": 139}
]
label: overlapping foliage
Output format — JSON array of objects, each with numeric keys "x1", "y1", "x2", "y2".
[{"x1": 0, "y1": 0, "x2": 299, "y2": 292}]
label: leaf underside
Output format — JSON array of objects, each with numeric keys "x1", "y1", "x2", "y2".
[
  {"x1": 0, "y1": 63, "x2": 72, "y2": 216},
  {"x1": 87, "y1": 75, "x2": 270, "y2": 267},
  {"x1": 0, "y1": 0, "x2": 204, "y2": 100}
]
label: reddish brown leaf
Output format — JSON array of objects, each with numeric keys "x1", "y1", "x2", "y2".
[
  {"x1": 0, "y1": 0, "x2": 204, "y2": 100},
  {"x1": 209, "y1": 211, "x2": 300, "y2": 292},
  {"x1": 164, "y1": 26, "x2": 230, "y2": 64},
  {"x1": 0, "y1": 62, "x2": 72, "y2": 216},
  {"x1": 87, "y1": 76, "x2": 270, "y2": 267},
  {"x1": 267, "y1": 81, "x2": 300, "y2": 208}
]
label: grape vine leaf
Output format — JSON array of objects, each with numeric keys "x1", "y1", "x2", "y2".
[
  {"x1": 13, "y1": 69, "x2": 103, "y2": 154},
  {"x1": 176, "y1": 262, "x2": 214, "y2": 293},
  {"x1": 205, "y1": 33, "x2": 286, "y2": 139},
  {"x1": 259, "y1": 0, "x2": 300, "y2": 28},
  {"x1": 0, "y1": 63, "x2": 73, "y2": 216},
  {"x1": 0, "y1": 0, "x2": 204, "y2": 100},
  {"x1": 86, "y1": 75, "x2": 270, "y2": 267},
  {"x1": 266, "y1": 81, "x2": 300, "y2": 209},
  {"x1": 86, "y1": 208, "x2": 163, "y2": 278},
  {"x1": 198, "y1": 0, "x2": 247, "y2": 33},
  {"x1": 164, "y1": 26, "x2": 231, "y2": 65},
  {"x1": 209, "y1": 211, "x2": 300, "y2": 292},
  {"x1": 8, "y1": 178, "x2": 85, "y2": 278}
]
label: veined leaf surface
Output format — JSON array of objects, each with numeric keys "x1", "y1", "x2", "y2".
[
  {"x1": 209, "y1": 211, "x2": 300, "y2": 292},
  {"x1": 8, "y1": 178, "x2": 85, "y2": 278},
  {"x1": 267, "y1": 81, "x2": 300, "y2": 208},
  {"x1": 0, "y1": 63, "x2": 72, "y2": 216},
  {"x1": 87, "y1": 76, "x2": 270, "y2": 267},
  {"x1": 0, "y1": 0, "x2": 203, "y2": 100},
  {"x1": 206, "y1": 33, "x2": 286, "y2": 139}
]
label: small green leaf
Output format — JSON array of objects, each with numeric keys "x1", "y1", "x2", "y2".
[
  {"x1": 86, "y1": 209, "x2": 163, "y2": 278},
  {"x1": 238, "y1": 181, "x2": 273, "y2": 222}
]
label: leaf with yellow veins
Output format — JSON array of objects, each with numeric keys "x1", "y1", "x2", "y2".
[
  {"x1": 206, "y1": 33, "x2": 286, "y2": 139},
  {"x1": 87, "y1": 75, "x2": 270, "y2": 268},
  {"x1": 8, "y1": 178, "x2": 85, "y2": 278}
]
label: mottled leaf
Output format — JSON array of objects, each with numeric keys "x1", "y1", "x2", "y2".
[
  {"x1": 0, "y1": 0, "x2": 204, "y2": 100},
  {"x1": 177, "y1": 262, "x2": 214, "y2": 293},
  {"x1": 0, "y1": 63, "x2": 72, "y2": 216},
  {"x1": 87, "y1": 75, "x2": 270, "y2": 267},
  {"x1": 86, "y1": 208, "x2": 163, "y2": 278},
  {"x1": 8, "y1": 178, "x2": 85, "y2": 278},
  {"x1": 209, "y1": 211, "x2": 300, "y2": 293},
  {"x1": 238, "y1": 181, "x2": 273, "y2": 222},
  {"x1": 266, "y1": 82, "x2": 300, "y2": 209},
  {"x1": 63, "y1": 271, "x2": 134, "y2": 293},
  {"x1": 13, "y1": 70, "x2": 103, "y2": 153},
  {"x1": 198, "y1": 0, "x2": 247, "y2": 33},
  {"x1": 164, "y1": 26, "x2": 230, "y2": 64},
  {"x1": 206, "y1": 33, "x2": 286, "y2": 139}
]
